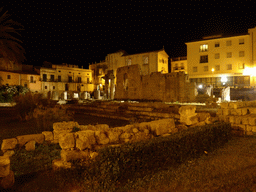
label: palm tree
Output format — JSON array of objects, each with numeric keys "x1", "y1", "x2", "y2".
[{"x1": 0, "y1": 7, "x2": 26, "y2": 69}]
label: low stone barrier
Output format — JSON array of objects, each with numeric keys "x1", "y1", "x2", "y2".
[
  {"x1": 217, "y1": 101, "x2": 256, "y2": 135},
  {"x1": 0, "y1": 110, "x2": 215, "y2": 189}
]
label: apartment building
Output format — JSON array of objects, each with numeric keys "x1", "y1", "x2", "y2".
[
  {"x1": 40, "y1": 63, "x2": 94, "y2": 100},
  {"x1": 171, "y1": 56, "x2": 187, "y2": 73},
  {"x1": 185, "y1": 27, "x2": 256, "y2": 88}
]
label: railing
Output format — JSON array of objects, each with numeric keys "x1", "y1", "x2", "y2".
[{"x1": 171, "y1": 56, "x2": 187, "y2": 61}]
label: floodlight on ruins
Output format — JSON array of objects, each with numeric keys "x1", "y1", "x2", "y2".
[
  {"x1": 243, "y1": 67, "x2": 256, "y2": 76},
  {"x1": 221, "y1": 75, "x2": 228, "y2": 85}
]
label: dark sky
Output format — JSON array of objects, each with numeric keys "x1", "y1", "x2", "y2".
[{"x1": 3, "y1": 1, "x2": 256, "y2": 68}]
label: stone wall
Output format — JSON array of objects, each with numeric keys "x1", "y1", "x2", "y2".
[
  {"x1": 115, "y1": 65, "x2": 196, "y2": 102},
  {"x1": 217, "y1": 101, "x2": 256, "y2": 135},
  {"x1": 0, "y1": 109, "x2": 214, "y2": 189}
]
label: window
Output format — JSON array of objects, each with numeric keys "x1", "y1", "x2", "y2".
[
  {"x1": 215, "y1": 42, "x2": 220, "y2": 47},
  {"x1": 180, "y1": 63, "x2": 184, "y2": 69},
  {"x1": 99, "y1": 69, "x2": 103, "y2": 75},
  {"x1": 78, "y1": 77, "x2": 82, "y2": 83},
  {"x1": 58, "y1": 75, "x2": 61, "y2": 82},
  {"x1": 226, "y1": 40, "x2": 232, "y2": 46},
  {"x1": 127, "y1": 58, "x2": 132, "y2": 66},
  {"x1": 45, "y1": 86, "x2": 47, "y2": 89},
  {"x1": 200, "y1": 55, "x2": 208, "y2": 63},
  {"x1": 50, "y1": 75, "x2": 54, "y2": 82},
  {"x1": 215, "y1": 53, "x2": 220, "y2": 59},
  {"x1": 24, "y1": 84, "x2": 27, "y2": 88},
  {"x1": 215, "y1": 65, "x2": 220, "y2": 71},
  {"x1": 227, "y1": 64, "x2": 232, "y2": 70},
  {"x1": 238, "y1": 63, "x2": 245, "y2": 69},
  {"x1": 239, "y1": 51, "x2": 245, "y2": 57},
  {"x1": 204, "y1": 66, "x2": 208, "y2": 71},
  {"x1": 30, "y1": 76, "x2": 33, "y2": 83},
  {"x1": 193, "y1": 67, "x2": 197, "y2": 72},
  {"x1": 68, "y1": 76, "x2": 72, "y2": 82},
  {"x1": 87, "y1": 78, "x2": 90, "y2": 83},
  {"x1": 7, "y1": 75, "x2": 11, "y2": 79},
  {"x1": 239, "y1": 38, "x2": 244, "y2": 45},
  {"x1": 43, "y1": 74, "x2": 47, "y2": 81},
  {"x1": 227, "y1": 52, "x2": 232, "y2": 58},
  {"x1": 199, "y1": 44, "x2": 208, "y2": 52},
  {"x1": 143, "y1": 56, "x2": 149, "y2": 64},
  {"x1": 53, "y1": 86, "x2": 55, "y2": 90}
]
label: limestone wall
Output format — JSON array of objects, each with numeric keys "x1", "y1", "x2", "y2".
[
  {"x1": 115, "y1": 65, "x2": 196, "y2": 102},
  {"x1": 217, "y1": 101, "x2": 256, "y2": 135}
]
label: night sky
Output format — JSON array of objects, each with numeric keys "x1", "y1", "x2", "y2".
[{"x1": 3, "y1": 1, "x2": 256, "y2": 68}]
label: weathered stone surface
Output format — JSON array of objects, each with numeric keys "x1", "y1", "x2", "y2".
[
  {"x1": 179, "y1": 105, "x2": 197, "y2": 116},
  {"x1": 242, "y1": 116, "x2": 249, "y2": 125},
  {"x1": 25, "y1": 140, "x2": 36, "y2": 151},
  {"x1": 53, "y1": 121, "x2": 79, "y2": 132},
  {"x1": 3, "y1": 150, "x2": 15, "y2": 157},
  {"x1": 95, "y1": 124, "x2": 110, "y2": 131},
  {"x1": 1, "y1": 138, "x2": 18, "y2": 151},
  {"x1": 16, "y1": 134, "x2": 44, "y2": 147},
  {"x1": 61, "y1": 150, "x2": 90, "y2": 162},
  {"x1": 235, "y1": 116, "x2": 242, "y2": 124},
  {"x1": 228, "y1": 115, "x2": 236, "y2": 124},
  {"x1": 180, "y1": 115, "x2": 199, "y2": 126},
  {"x1": 42, "y1": 131, "x2": 54, "y2": 141},
  {"x1": 149, "y1": 118, "x2": 175, "y2": 135},
  {"x1": 0, "y1": 156, "x2": 10, "y2": 177},
  {"x1": 108, "y1": 130, "x2": 122, "y2": 144},
  {"x1": 58, "y1": 133, "x2": 75, "y2": 149},
  {"x1": 95, "y1": 131, "x2": 110, "y2": 145},
  {"x1": 176, "y1": 124, "x2": 188, "y2": 131},
  {"x1": 75, "y1": 130, "x2": 96, "y2": 150},
  {"x1": 220, "y1": 102, "x2": 229, "y2": 109},
  {"x1": 52, "y1": 158, "x2": 72, "y2": 170},
  {"x1": 89, "y1": 151, "x2": 99, "y2": 159},
  {"x1": 241, "y1": 108, "x2": 248, "y2": 116},
  {"x1": 222, "y1": 109, "x2": 230, "y2": 116},
  {"x1": 248, "y1": 108, "x2": 256, "y2": 115},
  {"x1": 120, "y1": 132, "x2": 132, "y2": 140},
  {"x1": 0, "y1": 170, "x2": 14, "y2": 189},
  {"x1": 131, "y1": 131, "x2": 152, "y2": 142},
  {"x1": 197, "y1": 112, "x2": 211, "y2": 123}
]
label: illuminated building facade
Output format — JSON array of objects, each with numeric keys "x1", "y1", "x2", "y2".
[{"x1": 185, "y1": 27, "x2": 256, "y2": 88}]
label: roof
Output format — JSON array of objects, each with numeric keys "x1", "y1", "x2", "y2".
[
  {"x1": 186, "y1": 32, "x2": 249, "y2": 43},
  {"x1": 121, "y1": 48, "x2": 168, "y2": 57}
]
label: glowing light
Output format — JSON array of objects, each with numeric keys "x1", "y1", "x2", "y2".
[
  {"x1": 221, "y1": 75, "x2": 228, "y2": 83},
  {"x1": 211, "y1": 68, "x2": 215, "y2": 72},
  {"x1": 198, "y1": 84, "x2": 203, "y2": 89},
  {"x1": 243, "y1": 67, "x2": 256, "y2": 76}
]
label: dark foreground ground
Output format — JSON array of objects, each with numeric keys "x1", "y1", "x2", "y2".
[{"x1": 1, "y1": 107, "x2": 256, "y2": 191}]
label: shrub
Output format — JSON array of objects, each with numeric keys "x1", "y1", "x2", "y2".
[
  {"x1": 0, "y1": 85, "x2": 29, "y2": 103},
  {"x1": 88, "y1": 122, "x2": 232, "y2": 189}
]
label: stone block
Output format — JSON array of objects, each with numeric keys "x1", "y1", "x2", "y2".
[
  {"x1": 16, "y1": 134, "x2": 44, "y2": 147},
  {"x1": 131, "y1": 131, "x2": 152, "y2": 142},
  {"x1": 237, "y1": 124, "x2": 246, "y2": 130},
  {"x1": 42, "y1": 131, "x2": 54, "y2": 141},
  {"x1": 249, "y1": 108, "x2": 256, "y2": 115},
  {"x1": 229, "y1": 102, "x2": 244, "y2": 109},
  {"x1": 75, "y1": 130, "x2": 96, "y2": 150},
  {"x1": 220, "y1": 102, "x2": 229, "y2": 109},
  {"x1": 241, "y1": 108, "x2": 248, "y2": 116},
  {"x1": 3, "y1": 150, "x2": 15, "y2": 157},
  {"x1": 61, "y1": 150, "x2": 90, "y2": 162},
  {"x1": 89, "y1": 152, "x2": 99, "y2": 159},
  {"x1": 95, "y1": 131, "x2": 110, "y2": 145},
  {"x1": 235, "y1": 116, "x2": 242, "y2": 124},
  {"x1": 25, "y1": 140, "x2": 36, "y2": 151},
  {"x1": 246, "y1": 125, "x2": 253, "y2": 132},
  {"x1": 0, "y1": 170, "x2": 14, "y2": 189},
  {"x1": 231, "y1": 109, "x2": 242, "y2": 116},
  {"x1": 252, "y1": 126, "x2": 256, "y2": 132},
  {"x1": 0, "y1": 156, "x2": 10, "y2": 177},
  {"x1": 52, "y1": 159, "x2": 72, "y2": 170},
  {"x1": 222, "y1": 109, "x2": 230, "y2": 116},
  {"x1": 180, "y1": 115, "x2": 199, "y2": 126},
  {"x1": 248, "y1": 115, "x2": 256, "y2": 126},
  {"x1": 149, "y1": 118, "x2": 175, "y2": 135},
  {"x1": 1, "y1": 138, "x2": 18, "y2": 151},
  {"x1": 216, "y1": 109, "x2": 223, "y2": 116},
  {"x1": 53, "y1": 121, "x2": 79, "y2": 132},
  {"x1": 228, "y1": 116, "x2": 236, "y2": 124},
  {"x1": 178, "y1": 105, "x2": 197, "y2": 116},
  {"x1": 241, "y1": 116, "x2": 249, "y2": 125},
  {"x1": 95, "y1": 124, "x2": 110, "y2": 131},
  {"x1": 108, "y1": 130, "x2": 122, "y2": 144},
  {"x1": 197, "y1": 112, "x2": 211, "y2": 123},
  {"x1": 58, "y1": 133, "x2": 75, "y2": 150},
  {"x1": 120, "y1": 132, "x2": 132, "y2": 141}
]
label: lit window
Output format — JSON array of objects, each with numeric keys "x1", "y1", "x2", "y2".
[
  {"x1": 215, "y1": 53, "x2": 220, "y2": 59},
  {"x1": 204, "y1": 66, "x2": 208, "y2": 71},
  {"x1": 215, "y1": 65, "x2": 220, "y2": 71},
  {"x1": 215, "y1": 42, "x2": 220, "y2": 47},
  {"x1": 193, "y1": 67, "x2": 197, "y2": 72},
  {"x1": 227, "y1": 52, "x2": 232, "y2": 58},
  {"x1": 199, "y1": 44, "x2": 208, "y2": 52},
  {"x1": 226, "y1": 40, "x2": 232, "y2": 46},
  {"x1": 238, "y1": 63, "x2": 245, "y2": 69},
  {"x1": 200, "y1": 55, "x2": 208, "y2": 63},
  {"x1": 239, "y1": 39, "x2": 244, "y2": 45},
  {"x1": 239, "y1": 51, "x2": 245, "y2": 57},
  {"x1": 227, "y1": 64, "x2": 232, "y2": 70}
]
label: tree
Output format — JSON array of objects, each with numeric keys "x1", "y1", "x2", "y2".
[{"x1": 0, "y1": 7, "x2": 26, "y2": 69}]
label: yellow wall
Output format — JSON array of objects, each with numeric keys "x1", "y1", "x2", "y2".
[
  {"x1": 0, "y1": 71, "x2": 20, "y2": 86},
  {"x1": 171, "y1": 57, "x2": 187, "y2": 73},
  {"x1": 20, "y1": 74, "x2": 41, "y2": 92},
  {"x1": 186, "y1": 34, "x2": 251, "y2": 79}
]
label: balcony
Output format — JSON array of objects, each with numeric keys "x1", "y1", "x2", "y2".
[{"x1": 171, "y1": 56, "x2": 187, "y2": 61}]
